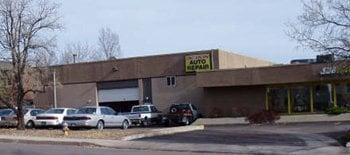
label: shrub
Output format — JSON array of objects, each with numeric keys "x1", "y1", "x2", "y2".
[
  {"x1": 245, "y1": 110, "x2": 280, "y2": 124},
  {"x1": 339, "y1": 131, "x2": 350, "y2": 146},
  {"x1": 325, "y1": 107, "x2": 349, "y2": 115}
]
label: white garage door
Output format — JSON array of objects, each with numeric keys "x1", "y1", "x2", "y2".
[{"x1": 98, "y1": 88, "x2": 139, "y2": 103}]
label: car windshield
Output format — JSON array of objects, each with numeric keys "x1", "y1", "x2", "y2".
[
  {"x1": 0, "y1": 109, "x2": 13, "y2": 116},
  {"x1": 45, "y1": 109, "x2": 65, "y2": 114},
  {"x1": 77, "y1": 108, "x2": 96, "y2": 114},
  {"x1": 132, "y1": 106, "x2": 149, "y2": 112}
]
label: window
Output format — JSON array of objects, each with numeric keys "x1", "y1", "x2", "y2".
[
  {"x1": 150, "y1": 106, "x2": 158, "y2": 112},
  {"x1": 67, "y1": 109, "x2": 76, "y2": 115},
  {"x1": 132, "y1": 106, "x2": 150, "y2": 112},
  {"x1": 100, "y1": 108, "x2": 109, "y2": 115},
  {"x1": 336, "y1": 83, "x2": 350, "y2": 108},
  {"x1": 45, "y1": 109, "x2": 64, "y2": 114},
  {"x1": 106, "y1": 108, "x2": 116, "y2": 115},
  {"x1": 166, "y1": 76, "x2": 176, "y2": 86},
  {"x1": 312, "y1": 84, "x2": 332, "y2": 112},
  {"x1": 291, "y1": 86, "x2": 310, "y2": 113},
  {"x1": 268, "y1": 88, "x2": 288, "y2": 113},
  {"x1": 77, "y1": 108, "x2": 96, "y2": 114},
  {"x1": 191, "y1": 105, "x2": 198, "y2": 111},
  {"x1": 101, "y1": 108, "x2": 115, "y2": 115},
  {"x1": 0, "y1": 109, "x2": 14, "y2": 116}
]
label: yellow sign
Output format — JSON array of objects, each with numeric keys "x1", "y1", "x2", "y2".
[{"x1": 185, "y1": 54, "x2": 212, "y2": 72}]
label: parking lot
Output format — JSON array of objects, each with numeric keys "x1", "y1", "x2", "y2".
[{"x1": 137, "y1": 122, "x2": 350, "y2": 147}]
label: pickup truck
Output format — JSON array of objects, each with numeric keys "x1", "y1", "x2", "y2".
[{"x1": 124, "y1": 104, "x2": 163, "y2": 126}]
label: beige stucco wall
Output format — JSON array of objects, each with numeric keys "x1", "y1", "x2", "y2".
[
  {"x1": 34, "y1": 83, "x2": 97, "y2": 109},
  {"x1": 151, "y1": 75, "x2": 204, "y2": 112},
  {"x1": 218, "y1": 50, "x2": 273, "y2": 69}
]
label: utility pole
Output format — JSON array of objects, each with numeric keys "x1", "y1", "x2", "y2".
[
  {"x1": 53, "y1": 70, "x2": 57, "y2": 108},
  {"x1": 73, "y1": 54, "x2": 77, "y2": 63},
  {"x1": 95, "y1": 86, "x2": 99, "y2": 107}
]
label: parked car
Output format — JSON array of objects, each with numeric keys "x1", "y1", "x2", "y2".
[
  {"x1": 24, "y1": 108, "x2": 45, "y2": 128},
  {"x1": 34, "y1": 108, "x2": 77, "y2": 127},
  {"x1": 165, "y1": 104, "x2": 201, "y2": 125},
  {"x1": 0, "y1": 108, "x2": 15, "y2": 117},
  {"x1": 63, "y1": 106, "x2": 131, "y2": 130},
  {"x1": 124, "y1": 104, "x2": 163, "y2": 126},
  {"x1": 0, "y1": 108, "x2": 45, "y2": 128},
  {"x1": 0, "y1": 109, "x2": 16, "y2": 127}
]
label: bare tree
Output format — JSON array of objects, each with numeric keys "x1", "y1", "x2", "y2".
[
  {"x1": 0, "y1": 0, "x2": 61, "y2": 129},
  {"x1": 59, "y1": 42, "x2": 97, "y2": 64},
  {"x1": 287, "y1": 0, "x2": 350, "y2": 58},
  {"x1": 98, "y1": 27, "x2": 121, "y2": 60}
]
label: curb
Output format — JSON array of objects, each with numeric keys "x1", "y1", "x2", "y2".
[
  {"x1": 0, "y1": 138, "x2": 94, "y2": 147},
  {"x1": 121, "y1": 125, "x2": 205, "y2": 141},
  {"x1": 0, "y1": 135, "x2": 101, "y2": 147}
]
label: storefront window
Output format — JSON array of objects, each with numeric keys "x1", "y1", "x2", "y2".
[
  {"x1": 291, "y1": 86, "x2": 310, "y2": 113},
  {"x1": 313, "y1": 84, "x2": 332, "y2": 112},
  {"x1": 335, "y1": 83, "x2": 350, "y2": 108},
  {"x1": 268, "y1": 88, "x2": 288, "y2": 113}
]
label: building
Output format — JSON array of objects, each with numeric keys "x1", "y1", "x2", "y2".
[
  {"x1": 33, "y1": 49, "x2": 350, "y2": 117},
  {"x1": 0, "y1": 61, "x2": 11, "y2": 70}
]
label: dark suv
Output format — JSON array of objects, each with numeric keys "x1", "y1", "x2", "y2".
[{"x1": 165, "y1": 104, "x2": 200, "y2": 125}]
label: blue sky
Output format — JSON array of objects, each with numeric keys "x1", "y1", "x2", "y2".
[{"x1": 57, "y1": 0, "x2": 315, "y2": 63}]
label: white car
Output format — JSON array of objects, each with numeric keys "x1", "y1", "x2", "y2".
[
  {"x1": 0, "y1": 108, "x2": 45, "y2": 128},
  {"x1": 24, "y1": 108, "x2": 45, "y2": 128},
  {"x1": 34, "y1": 108, "x2": 77, "y2": 127},
  {"x1": 63, "y1": 106, "x2": 131, "y2": 130}
]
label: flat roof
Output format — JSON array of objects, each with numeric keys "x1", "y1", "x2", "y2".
[{"x1": 196, "y1": 61, "x2": 350, "y2": 87}]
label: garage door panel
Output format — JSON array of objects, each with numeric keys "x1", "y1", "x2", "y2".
[{"x1": 98, "y1": 88, "x2": 139, "y2": 102}]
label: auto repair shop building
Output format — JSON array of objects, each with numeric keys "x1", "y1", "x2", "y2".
[{"x1": 33, "y1": 49, "x2": 350, "y2": 117}]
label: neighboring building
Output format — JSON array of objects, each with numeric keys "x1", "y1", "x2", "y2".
[
  {"x1": 0, "y1": 61, "x2": 11, "y2": 70},
  {"x1": 33, "y1": 49, "x2": 350, "y2": 117}
]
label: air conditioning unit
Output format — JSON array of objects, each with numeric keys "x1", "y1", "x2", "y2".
[{"x1": 316, "y1": 54, "x2": 334, "y2": 63}]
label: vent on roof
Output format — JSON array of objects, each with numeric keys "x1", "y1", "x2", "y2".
[
  {"x1": 316, "y1": 54, "x2": 334, "y2": 63},
  {"x1": 290, "y1": 59, "x2": 315, "y2": 64}
]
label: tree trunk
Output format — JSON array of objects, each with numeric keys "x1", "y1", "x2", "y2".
[{"x1": 15, "y1": 70, "x2": 25, "y2": 130}]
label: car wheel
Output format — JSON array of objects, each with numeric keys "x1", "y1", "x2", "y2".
[
  {"x1": 142, "y1": 118, "x2": 149, "y2": 126},
  {"x1": 121, "y1": 120, "x2": 129, "y2": 130},
  {"x1": 96, "y1": 120, "x2": 104, "y2": 130},
  {"x1": 26, "y1": 120, "x2": 35, "y2": 129},
  {"x1": 183, "y1": 117, "x2": 190, "y2": 126}
]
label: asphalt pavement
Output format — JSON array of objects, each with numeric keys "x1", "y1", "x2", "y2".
[
  {"x1": 0, "y1": 142, "x2": 221, "y2": 155},
  {"x1": 137, "y1": 122, "x2": 350, "y2": 147}
]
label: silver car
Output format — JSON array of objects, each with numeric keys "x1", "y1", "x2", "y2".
[{"x1": 63, "y1": 106, "x2": 131, "y2": 130}]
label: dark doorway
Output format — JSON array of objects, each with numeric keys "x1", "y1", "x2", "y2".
[{"x1": 100, "y1": 101, "x2": 139, "y2": 113}]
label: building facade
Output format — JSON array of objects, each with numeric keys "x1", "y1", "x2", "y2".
[
  {"x1": 33, "y1": 49, "x2": 272, "y2": 114},
  {"x1": 33, "y1": 49, "x2": 350, "y2": 117}
]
